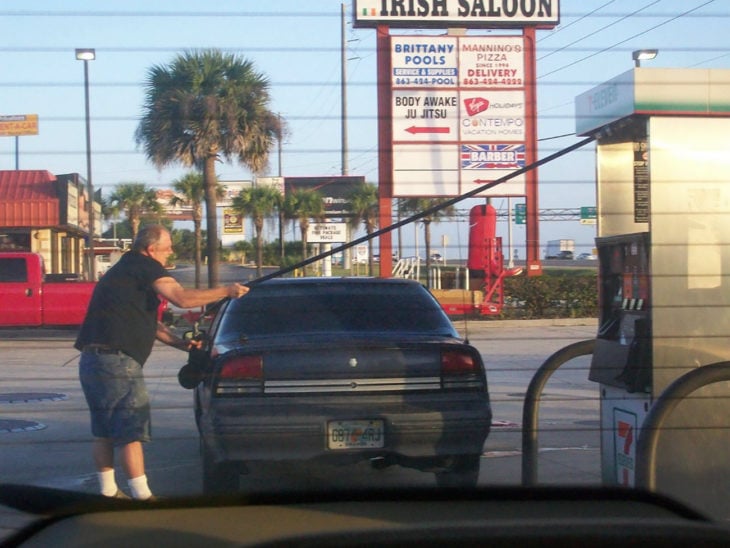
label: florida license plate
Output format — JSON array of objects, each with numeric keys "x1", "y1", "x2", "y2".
[{"x1": 327, "y1": 419, "x2": 384, "y2": 449}]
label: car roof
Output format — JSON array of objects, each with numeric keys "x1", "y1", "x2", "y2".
[{"x1": 251, "y1": 277, "x2": 424, "y2": 288}]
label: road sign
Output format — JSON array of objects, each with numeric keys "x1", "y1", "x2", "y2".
[
  {"x1": 307, "y1": 223, "x2": 348, "y2": 243},
  {"x1": 515, "y1": 203, "x2": 526, "y2": 224},
  {"x1": 580, "y1": 206, "x2": 597, "y2": 225}
]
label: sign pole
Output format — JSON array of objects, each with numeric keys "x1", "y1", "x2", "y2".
[
  {"x1": 524, "y1": 26, "x2": 542, "y2": 276},
  {"x1": 377, "y1": 24, "x2": 394, "y2": 278}
]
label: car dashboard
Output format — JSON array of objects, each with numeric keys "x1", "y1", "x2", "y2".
[{"x1": 2, "y1": 485, "x2": 730, "y2": 547}]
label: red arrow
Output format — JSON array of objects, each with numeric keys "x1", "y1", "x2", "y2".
[{"x1": 405, "y1": 126, "x2": 450, "y2": 134}]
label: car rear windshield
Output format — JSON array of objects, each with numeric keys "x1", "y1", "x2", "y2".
[{"x1": 216, "y1": 282, "x2": 457, "y2": 339}]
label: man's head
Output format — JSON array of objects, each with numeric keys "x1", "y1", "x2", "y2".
[{"x1": 133, "y1": 225, "x2": 174, "y2": 267}]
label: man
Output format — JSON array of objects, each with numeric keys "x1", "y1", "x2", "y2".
[{"x1": 75, "y1": 225, "x2": 248, "y2": 500}]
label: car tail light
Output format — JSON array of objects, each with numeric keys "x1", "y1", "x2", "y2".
[
  {"x1": 440, "y1": 349, "x2": 484, "y2": 390},
  {"x1": 215, "y1": 355, "x2": 263, "y2": 395}
]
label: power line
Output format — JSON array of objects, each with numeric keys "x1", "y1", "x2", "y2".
[
  {"x1": 537, "y1": 0, "x2": 661, "y2": 61},
  {"x1": 537, "y1": 0, "x2": 618, "y2": 45},
  {"x1": 539, "y1": 0, "x2": 717, "y2": 79}
]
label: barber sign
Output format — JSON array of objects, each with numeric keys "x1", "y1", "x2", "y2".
[{"x1": 461, "y1": 144, "x2": 525, "y2": 170}]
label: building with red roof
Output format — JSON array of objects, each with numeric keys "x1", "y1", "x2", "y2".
[{"x1": 0, "y1": 170, "x2": 100, "y2": 277}]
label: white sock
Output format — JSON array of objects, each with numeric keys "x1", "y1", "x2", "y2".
[
  {"x1": 128, "y1": 474, "x2": 153, "y2": 500},
  {"x1": 98, "y1": 469, "x2": 118, "y2": 497}
]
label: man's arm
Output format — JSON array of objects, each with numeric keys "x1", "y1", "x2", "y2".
[
  {"x1": 152, "y1": 276, "x2": 248, "y2": 309},
  {"x1": 156, "y1": 321, "x2": 190, "y2": 350}
]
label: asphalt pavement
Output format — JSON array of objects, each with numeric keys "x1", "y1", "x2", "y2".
[{"x1": 0, "y1": 319, "x2": 600, "y2": 541}]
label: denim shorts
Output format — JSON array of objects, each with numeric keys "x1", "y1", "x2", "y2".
[{"x1": 79, "y1": 349, "x2": 151, "y2": 445}]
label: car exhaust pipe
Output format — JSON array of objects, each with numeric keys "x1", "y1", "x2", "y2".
[{"x1": 369, "y1": 456, "x2": 394, "y2": 470}]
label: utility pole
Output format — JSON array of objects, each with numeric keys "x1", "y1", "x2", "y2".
[
  {"x1": 341, "y1": 3, "x2": 350, "y2": 271},
  {"x1": 341, "y1": 3, "x2": 348, "y2": 176}
]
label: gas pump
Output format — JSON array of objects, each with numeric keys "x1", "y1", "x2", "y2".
[{"x1": 577, "y1": 68, "x2": 730, "y2": 517}]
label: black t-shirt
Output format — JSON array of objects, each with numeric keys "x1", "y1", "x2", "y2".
[{"x1": 74, "y1": 251, "x2": 170, "y2": 365}]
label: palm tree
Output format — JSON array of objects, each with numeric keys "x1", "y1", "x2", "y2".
[
  {"x1": 135, "y1": 49, "x2": 283, "y2": 287},
  {"x1": 170, "y1": 172, "x2": 224, "y2": 288},
  {"x1": 232, "y1": 184, "x2": 282, "y2": 278},
  {"x1": 399, "y1": 198, "x2": 455, "y2": 287},
  {"x1": 346, "y1": 182, "x2": 379, "y2": 276},
  {"x1": 108, "y1": 183, "x2": 163, "y2": 241},
  {"x1": 101, "y1": 197, "x2": 123, "y2": 243},
  {"x1": 283, "y1": 189, "x2": 325, "y2": 276}
]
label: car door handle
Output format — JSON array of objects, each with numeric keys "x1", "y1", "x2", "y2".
[{"x1": 25, "y1": 288, "x2": 32, "y2": 297}]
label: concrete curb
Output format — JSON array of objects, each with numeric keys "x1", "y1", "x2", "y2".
[{"x1": 453, "y1": 317, "x2": 598, "y2": 329}]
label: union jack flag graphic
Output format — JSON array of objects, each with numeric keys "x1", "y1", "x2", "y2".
[{"x1": 461, "y1": 144, "x2": 526, "y2": 170}]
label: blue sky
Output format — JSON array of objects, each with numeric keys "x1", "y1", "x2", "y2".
[{"x1": 1, "y1": 0, "x2": 728, "y2": 255}]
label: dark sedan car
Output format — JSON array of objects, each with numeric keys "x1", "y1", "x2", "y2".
[{"x1": 188, "y1": 277, "x2": 492, "y2": 493}]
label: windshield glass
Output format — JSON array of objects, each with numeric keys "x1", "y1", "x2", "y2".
[
  {"x1": 2, "y1": 1, "x2": 730, "y2": 543},
  {"x1": 216, "y1": 281, "x2": 457, "y2": 340}
]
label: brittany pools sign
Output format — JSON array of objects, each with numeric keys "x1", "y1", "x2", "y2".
[{"x1": 353, "y1": 0, "x2": 559, "y2": 28}]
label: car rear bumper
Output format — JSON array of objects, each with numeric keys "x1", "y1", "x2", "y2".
[{"x1": 199, "y1": 394, "x2": 491, "y2": 466}]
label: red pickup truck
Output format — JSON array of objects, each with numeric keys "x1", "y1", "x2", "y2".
[{"x1": 0, "y1": 252, "x2": 96, "y2": 327}]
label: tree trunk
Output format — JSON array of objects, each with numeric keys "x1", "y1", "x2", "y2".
[
  {"x1": 279, "y1": 211, "x2": 286, "y2": 263},
  {"x1": 203, "y1": 155, "x2": 219, "y2": 288},
  {"x1": 131, "y1": 216, "x2": 141, "y2": 242},
  {"x1": 193, "y1": 212, "x2": 202, "y2": 289},
  {"x1": 255, "y1": 217, "x2": 264, "y2": 278},
  {"x1": 300, "y1": 220, "x2": 308, "y2": 276},
  {"x1": 424, "y1": 219, "x2": 432, "y2": 288},
  {"x1": 367, "y1": 227, "x2": 374, "y2": 277}
]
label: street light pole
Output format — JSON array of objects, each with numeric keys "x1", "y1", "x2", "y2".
[
  {"x1": 632, "y1": 49, "x2": 658, "y2": 68},
  {"x1": 75, "y1": 48, "x2": 95, "y2": 280}
]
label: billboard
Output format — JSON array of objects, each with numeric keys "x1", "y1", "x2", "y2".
[
  {"x1": 218, "y1": 180, "x2": 253, "y2": 207},
  {"x1": 223, "y1": 208, "x2": 244, "y2": 234},
  {"x1": 285, "y1": 176, "x2": 365, "y2": 217},
  {"x1": 155, "y1": 189, "x2": 194, "y2": 221},
  {"x1": 155, "y1": 181, "x2": 255, "y2": 222},
  {"x1": 391, "y1": 35, "x2": 527, "y2": 197},
  {"x1": 0, "y1": 114, "x2": 39, "y2": 136}
]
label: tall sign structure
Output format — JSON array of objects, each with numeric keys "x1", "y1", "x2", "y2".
[{"x1": 353, "y1": 0, "x2": 560, "y2": 277}]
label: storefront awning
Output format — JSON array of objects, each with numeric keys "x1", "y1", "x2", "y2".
[{"x1": 0, "y1": 170, "x2": 60, "y2": 227}]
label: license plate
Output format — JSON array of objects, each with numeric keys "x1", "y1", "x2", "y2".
[{"x1": 327, "y1": 419, "x2": 385, "y2": 450}]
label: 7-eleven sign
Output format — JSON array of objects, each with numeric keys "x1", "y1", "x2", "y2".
[{"x1": 614, "y1": 409, "x2": 638, "y2": 487}]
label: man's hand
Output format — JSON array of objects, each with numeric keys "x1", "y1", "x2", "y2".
[
  {"x1": 183, "y1": 338, "x2": 204, "y2": 351},
  {"x1": 226, "y1": 283, "x2": 249, "y2": 299}
]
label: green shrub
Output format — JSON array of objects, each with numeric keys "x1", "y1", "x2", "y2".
[{"x1": 501, "y1": 271, "x2": 598, "y2": 319}]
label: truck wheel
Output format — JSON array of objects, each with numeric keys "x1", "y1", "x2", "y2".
[
  {"x1": 202, "y1": 446, "x2": 240, "y2": 494},
  {"x1": 434, "y1": 455, "x2": 481, "y2": 488}
]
